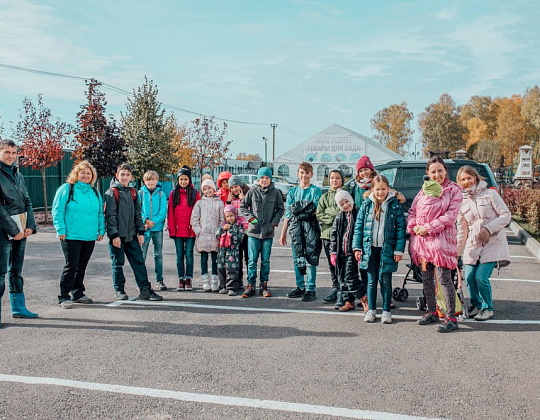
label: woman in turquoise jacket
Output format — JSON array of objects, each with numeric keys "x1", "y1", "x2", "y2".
[{"x1": 52, "y1": 161, "x2": 105, "y2": 308}]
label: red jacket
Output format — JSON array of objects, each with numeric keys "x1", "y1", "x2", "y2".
[
  {"x1": 167, "y1": 188, "x2": 200, "y2": 238},
  {"x1": 217, "y1": 171, "x2": 232, "y2": 204}
]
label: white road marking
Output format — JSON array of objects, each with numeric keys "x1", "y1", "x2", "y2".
[
  {"x1": 510, "y1": 255, "x2": 536, "y2": 259},
  {"x1": 0, "y1": 374, "x2": 444, "y2": 420},
  {"x1": 106, "y1": 300, "x2": 540, "y2": 324}
]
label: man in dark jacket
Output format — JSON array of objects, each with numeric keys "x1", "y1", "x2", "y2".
[
  {"x1": 105, "y1": 164, "x2": 162, "y2": 302},
  {"x1": 239, "y1": 167, "x2": 284, "y2": 298},
  {"x1": 0, "y1": 139, "x2": 38, "y2": 326}
]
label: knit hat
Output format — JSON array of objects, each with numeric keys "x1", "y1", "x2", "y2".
[
  {"x1": 257, "y1": 167, "x2": 273, "y2": 181},
  {"x1": 422, "y1": 175, "x2": 442, "y2": 198},
  {"x1": 223, "y1": 204, "x2": 239, "y2": 224},
  {"x1": 356, "y1": 155, "x2": 375, "y2": 174},
  {"x1": 335, "y1": 190, "x2": 354, "y2": 208},
  {"x1": 201, "y1": 179, "x2": 217, "y2": 192},
  {"x1": 177, "y1": 165, "x2": 192, "y2": 183},
  {"x1": 229, "y1": 174, "x2": 244, "y2": 188}
]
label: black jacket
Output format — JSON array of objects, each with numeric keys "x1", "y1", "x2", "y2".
[
  {"x1": 288, "y1": 200, "x2": 321, "y2": 270},
  {"x1": 104, "y1": 178, "x2": 145, "y2": 241},
  {"x1": 0, "y1": 162, "x2": 36, "y2": 237},
  {"x1": 330, "y1": 207, "x2": 360, "y2": 286}
]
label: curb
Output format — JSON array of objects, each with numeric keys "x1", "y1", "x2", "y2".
[{"x1": 509, "y1": 220, "x2": 540, "y2": 261}]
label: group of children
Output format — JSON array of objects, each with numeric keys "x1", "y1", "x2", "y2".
[{"x1": 108, "y1": 155, "x2": 407, "y2": 325}]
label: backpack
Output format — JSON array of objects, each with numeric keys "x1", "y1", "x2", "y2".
[
  {"x1": 104, "y1": 187, "x2": 137, "y2": 214},
  {"x1": 67, "y1": 183, "x2": 100, "y2": 204}
]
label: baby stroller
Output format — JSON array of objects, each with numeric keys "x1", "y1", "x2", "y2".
[{"x1": 393, "y1": 257, "x2": 466, "y2": 317}]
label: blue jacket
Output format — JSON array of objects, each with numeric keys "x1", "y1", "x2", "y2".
[
  {"x1": 139, "y1": 185, "x2": 167, "y2": 231},
  {"x1": 52, "y1": 182, "x2": 105, "y2": 240},
  {"x1": 352, "y1": 195, "x2": 406, "y2": 273}
]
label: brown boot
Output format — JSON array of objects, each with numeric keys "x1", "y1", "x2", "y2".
[
  {"x1": 359, "y1": 295, "x2": 369, "y2": 314},
  {"x1": 339, "y1": 301, "x2": 356, "y2": 312},
  {"x1": 260, "y1": 282, "x2": 272, "y2": 297}
]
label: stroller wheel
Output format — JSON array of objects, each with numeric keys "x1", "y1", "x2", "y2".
[
  {"x1": 398, "y1": 288, "x2": 409, "y2": 302},
  {"x1": 392, "y1": 287, "x2": 401, "y2": 300},
  {"x1": 416, "y1": 296, "x2": 426, "y2": 311}
]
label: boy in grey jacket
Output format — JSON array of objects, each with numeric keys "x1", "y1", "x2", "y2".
[{"x1": 239, "y1": 167, "x2": 284, "y2": 298}]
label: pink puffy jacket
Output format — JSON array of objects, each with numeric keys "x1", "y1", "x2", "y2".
[
  {"x1": 407, "y1": 178, "x2": 463, "y2": 270},
  {"x1": 456, "y1": 181, "x2": 511, "y2": 266}
]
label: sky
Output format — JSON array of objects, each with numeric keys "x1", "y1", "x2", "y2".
[{"x1": 1, "y1": 0, "x2": 539, "y2": 160}]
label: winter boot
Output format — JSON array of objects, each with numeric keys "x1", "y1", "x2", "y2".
[
  {"x1": 10, "y1": 293, "x2": 38, "y2": 318},
  {"x1": 211, "y1": 274, "x2": 219, "y2": 292},
  {"x1": 333, "y1": 291, "x2": 345, "y2": 310},
  {"x1": 201, "y1": 274, "x2": 212, "y2": 292}
]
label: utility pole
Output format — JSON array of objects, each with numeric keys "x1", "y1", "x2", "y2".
[
  {"x1": 262, "y1": 137, "x2": 268, "y2": 165},
  {"x1": 271, "y1": 124, "x2": 277, "y2": 162}
]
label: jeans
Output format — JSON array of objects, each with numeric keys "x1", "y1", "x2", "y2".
[
  {"x1": 59, "y1": 239, "x2": 95, "y2": 302},
  {"x1": 247, "y1": 237, "x2": 273, "y2": 285},
  {"x1": 0, "y1": 236, "x2": 26, "y2": 299},
  {"x1": 465, "y1": 261, "x2": 496, "y2": 311},
  {"x1": 174, "y1": 237, "x2": 195, "y2": 279},
  {"x1": 201, "y1": 251, "x2": 217, "y2": 276},
  {"x1": 322, "y1": 239, "x2": 338, "y2": 289},
  {"x1": 366, "y1": 247, "x2": 392, "y2": 311},
  {"x1": 141, "y1": 230, "x2": 164, "y2": 281},
  {"x1": 109, "y1": 238, "x2": 150, "y2": 292},
  {"x1": 291, "y1": 245, "x2": 317, "y2": 292},
  {"x1": 238, "y1": 234, "x2": 248, "y2": 282}
]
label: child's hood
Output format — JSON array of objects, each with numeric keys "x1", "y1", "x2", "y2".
[
  {"x1": 110, "y1": 177, "x2": 136, "y2": 189},
  {"x1": 217, "y1": 171, "x2": 232, "y2": 188},
  {"x1": 141, "y1": 183, "x2": 162, "y2": 193},
  {"x1": 368, "y1": 190, "x2": 395, "y2": 204}
]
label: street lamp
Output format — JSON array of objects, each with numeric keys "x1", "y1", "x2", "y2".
[{"x1": 262, "y1": 137, "x2": 268, "y2": 165}]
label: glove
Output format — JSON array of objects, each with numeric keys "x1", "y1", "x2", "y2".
[
  {"x1": 250, "y1": 218, "x2": 258, "y2": 224},
  {"x1": 476, "y1": 227, "x2": 490, "y2": 243},
  {"x1": 330, "y1": 253, "x2": 337, "y2": 266}
]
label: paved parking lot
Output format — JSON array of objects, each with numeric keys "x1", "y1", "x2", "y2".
[{"x1": 0, "y1": 224, "x2": 539, "y2": 419}]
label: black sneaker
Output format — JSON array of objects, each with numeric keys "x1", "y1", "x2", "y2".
[
  {"x1": 116, "y1": 291, "x2": 128, "y2": 301},
  {"x1": 323, "y1": 290, "x2": 338, "y2": 304},
  {"x1": 286, "y1": 287, "x2": 306, "y2": 298},
  {"x1": 138, "y1": 288, "x2": 163, "y2": 301},
  {"x1": 72, "y1": 295, "x2": 93, "y2": 304},
  {"x1": 301, "y1": 291, "x2": 316, "y2": 302},
  {"x1": 417, "y1": 312, "x2": 439, "y2": 325},
  {"x1": 437, "y1": 318, "x2": 458, "y2": 333}
]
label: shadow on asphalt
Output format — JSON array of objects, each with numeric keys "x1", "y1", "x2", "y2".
[{"x1": 4, "y1": 317, "x2": 359, "y2": 339}]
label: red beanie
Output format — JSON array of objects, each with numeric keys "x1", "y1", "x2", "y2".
[{"x1": 356, "y1": 155, "x2": 375, "y2": 173}]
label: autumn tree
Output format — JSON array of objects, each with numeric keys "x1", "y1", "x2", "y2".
[
  {"x1": 185, "y1": 116, "x2": 231, "y2": 179},
  {"x1": 370, "y1": 102, "x2": 413, "y2": 156},
  {"x1": 74, "y1": 79, "x2": 127, "y2": 185},
  {"x1": 494, "y1": 95, "x2": 531, "y2": 165},
  {"x1": 15, "y1": 94, "x2": 72, "y2": 224},
  {"x1": 121, "y1": 77, "x2": 175, "y2": 179},
  {"x1": 236, "y1": 152, "x2": 262, "y2": 161},
  {"x1": 521, "y1": 86, "x2": 540, "y2": 160},
  {"x1": 418, "y1": 93, "x2": 465, "y2": 155},
  {"x1": 169, "y1": 118, "x2": 196, "y2": 170}
]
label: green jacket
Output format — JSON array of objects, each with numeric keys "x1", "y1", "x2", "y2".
[
  {"x1": 316, "y1": 188, "x2": 341, "y2": 240},
  {"x1": 0, "y1": 162, "x2": 36, "y2": 237}
]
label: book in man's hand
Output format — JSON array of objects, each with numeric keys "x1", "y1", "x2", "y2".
[{"x1": 8, "y1": 212, "x2": 27, "y2": 240}]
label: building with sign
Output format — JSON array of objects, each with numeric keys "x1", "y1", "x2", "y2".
[{"x1": 274, "y1": 124, "x2": 402, "y2": 186}]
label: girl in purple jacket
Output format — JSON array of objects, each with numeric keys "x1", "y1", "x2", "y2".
[{"x1": 407, "y1": 156, "x2": 463, "y2": 333}]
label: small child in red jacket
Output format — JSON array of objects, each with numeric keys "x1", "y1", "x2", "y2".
[
  {"x1": 167, "y1": 166, "x2": 200, "y2": 291},
  {"x1": 217, "y1": 171, "x2": 232, "y2": 204}
]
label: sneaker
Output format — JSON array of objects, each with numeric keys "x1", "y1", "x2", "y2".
[
  {"x1": 138, "y1": 288, "x2": 163, "y2": 301},
  {"x1": 364, "y1": 309, "x2": 376, "y2": 323},
  {"x1": 156, "y1": 281, "x2": 167, "y2": 291},
  {"x1": 381, "y1": 311, "x2": 392, "y2": 324},
  {"x1": 358, "y1": 295, "x2": 369, "y2": 314},
  {"x1": 474, "y1": 308, "x2": 494, "y2": 321},
  {"x1": 176, "y1": 280, "x2": 185, "y2": 291},
  {"x1": 184, "y1": 278, "x2": 193, "y2": 291},
  {"x1": 260, "y1": 282, "x2": 272, "y2": 297},
  {"x1": 417, "y1": 312, "x2": 439, "y2": 325},
  {"x1": 301, "y1": 291, "x2": 316, "y2": 302},
  {"x1": 72, "y1": 295, "x2": 93, "y2": 304},
  {"x1": 242, "y1": 284, "x2": 256, "y2": 298},
  {"x1": 228, "y1": 290, "x2": 238, "y2": 296},
  {"x1": 437, "y1": 318, "x2": 458, "y2": 333},
  {"x1": 116, "y1": 291, "x2": 128, "y2": 301},
  {"x1": 286, "y1": 287, "x2": 306, "y2": 298},
  {"x1": 468, "y1": 305, "x2": 480, "y2": 318},
  {"x1": 338, "y1": 301, "x2": 355, "y2": 312},
  {"x1": 323, "y1": 290, "x2": 338, "y2": 304},
  {"x1": 58, "y1": 300, "x2": 74, "y2": 309},
  {"x1": 333, "y1": 291, "x2": 344, "y2": 310},
  {"x1": 219, "y1": 288, "x2": 228, "y2": 294}
]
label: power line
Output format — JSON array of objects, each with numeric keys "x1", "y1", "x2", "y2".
[{"x1": 0, "y1": 63, "x2": 271, "y2": 126}]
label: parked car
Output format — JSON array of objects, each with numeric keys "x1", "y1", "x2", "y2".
[
  {"x1": 374, "y1": 159, "x2": 499, "y2": 214},
  {"x1": 235, "y1": 173, "x2": 295, "y2": 200}
]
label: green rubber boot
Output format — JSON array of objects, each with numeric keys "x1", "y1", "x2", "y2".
[{"x1": 10, "y1": 293, "x2": 38, "y2": 318}]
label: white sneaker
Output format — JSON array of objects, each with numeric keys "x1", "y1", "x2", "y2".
[
  {"x1": 381, "y1": 311, "x2": 392, "y2": 324},
  {"x1": 474, "y1": 309, "x2": 494, "y2": 321},
  {"x1": 59, "y1": 301, "x2": 74, "y2": 309},
  {"x1": 364, "y1": 309, "x2": 376, "y2": 323},
  {"x1": 201, "y1": 274, "x2": 211, "y2": 292}
]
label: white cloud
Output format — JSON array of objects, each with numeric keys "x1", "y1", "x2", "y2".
[{"x1": 434, "y1": 8, "x2": 458, "y2": 20}]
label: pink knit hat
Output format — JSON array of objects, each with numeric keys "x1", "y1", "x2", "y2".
[
  {"x1": 356, "y1": 155, "x2": 375, "y2": 174},
  {"x1": 201, "y1": 179, "x2": 216, "y2": 191}
]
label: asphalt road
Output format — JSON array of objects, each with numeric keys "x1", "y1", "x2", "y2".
[{"x1": 0, "y1": 224, "x2": 539, "y2": 420}]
